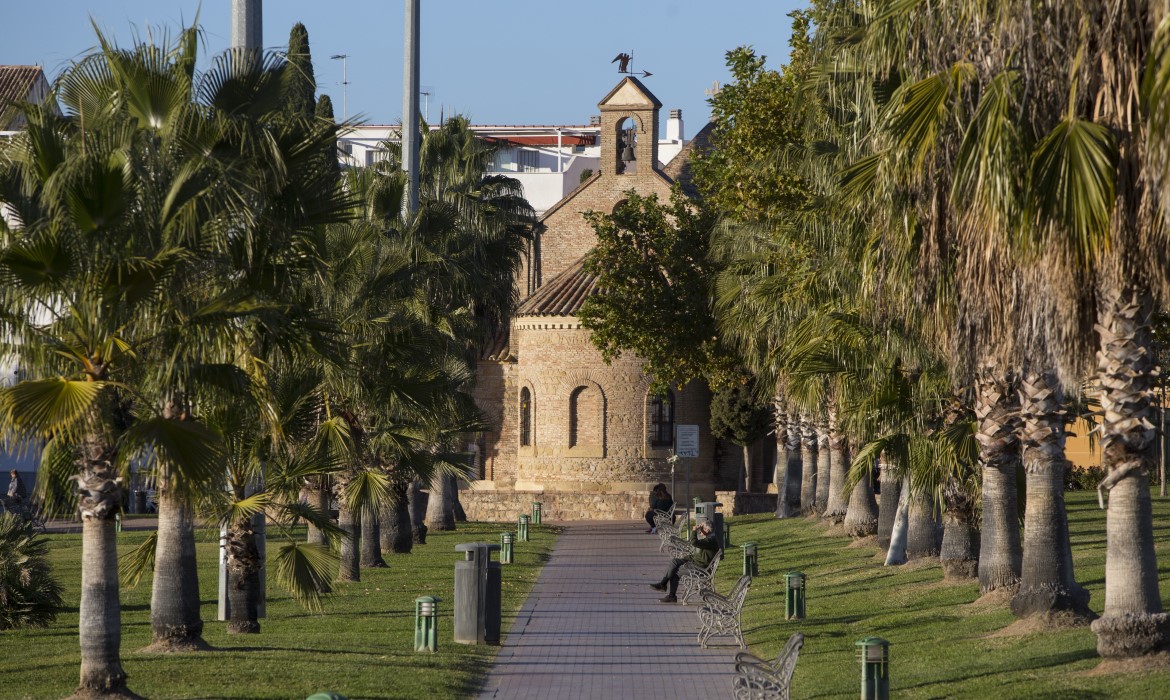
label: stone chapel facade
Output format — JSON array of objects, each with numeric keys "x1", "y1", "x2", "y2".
[{"x1": 462, "y1": 77, "x2": 741, "y2": 521}]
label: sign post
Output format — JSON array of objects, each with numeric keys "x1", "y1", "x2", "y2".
[{"x1": 675, "y1": 424, "x2": 700, "y2": 522}]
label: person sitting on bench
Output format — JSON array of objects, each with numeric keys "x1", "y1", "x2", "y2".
[
  {"x1": 650, "y1": 520, "x2": 720, "y2": 603},
  {"x1": 644, "y1": 483, "x2": 674, "y2": 533}
]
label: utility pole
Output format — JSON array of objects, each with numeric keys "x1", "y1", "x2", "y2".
[
  {"x1": 231, "y1": 0, "x2": 262, "y2": 51},
  {"x1": 331, "y1": 54, "x2": 350, "y2": 119},
  {"x1": 402, "y1": 0, "x2": 420, "y2": 217}
]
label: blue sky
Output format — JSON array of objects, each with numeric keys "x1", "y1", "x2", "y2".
[{"x1": 2, "y1": 1, "x2": 805, "y2": 130}]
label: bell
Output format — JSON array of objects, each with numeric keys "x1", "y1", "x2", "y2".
[{"x1": 621, "y1": 144, "x2": 636, "y2": 162}]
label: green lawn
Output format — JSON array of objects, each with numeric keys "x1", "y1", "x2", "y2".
[
  {"x1": 1, "y1": 522, "x2": 557, "y2": 700},
  {"x1": 721, "y1": 491, "x2": 1170, "y2": 699}
]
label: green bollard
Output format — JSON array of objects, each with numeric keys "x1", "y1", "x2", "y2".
[
  {"x1": 741, "y1": 541, "x2": 759, "y2": 577},
  {"x1": 414, "y1": 596, "x2": 439, "y2": 653},
  {"x1": 785, "y1": 571, "x2": 806, "y2": 620},
  {"x1": 857, "y1": 637, "x2": 890, "y2": 700},
  {"x1": 518, "y1": 514, "x2": 530, "y2": 542},
  {"x1": 531, "y1": 501, "x2": 542, "y2": 525},
  {"x1": 500, "y1": 531, "x2": 514, "y2": 564}
]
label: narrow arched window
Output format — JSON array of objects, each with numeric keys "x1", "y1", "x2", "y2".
[
  {"x1": 519, "y1": 387, "x2": 532, "y2": 446},
  {"x1": 570, "y1": 385, "x2": 602, "y2": 447},
  {"x1": 650, "y1": 391, "x2": 674, "y2": 447}
]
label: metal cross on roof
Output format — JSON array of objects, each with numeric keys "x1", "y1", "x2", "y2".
[{"x1": 705, "y1": 81, "x2": 722, "y2": 97}]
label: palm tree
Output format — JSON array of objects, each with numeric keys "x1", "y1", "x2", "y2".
[{"x1": 0, "y1": 71, "x2": 220, "y2": 700}]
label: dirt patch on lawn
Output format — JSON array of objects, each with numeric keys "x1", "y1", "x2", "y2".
[
  {"x1": 848, "y1": 535, "x2": 877, "y2": 548},
  {"x1": 989, "y1": 612, "x2": 1094, "y2": 637},
  {"x1": 821, "y1": 524, "x2": 848, "y2": 537},
  {"x1": 964, "y1": 587, "x2": 1015, "y2": 609},
  {"x1": 1084, "y1": 653, "x2": 1170, "y2": 677}
]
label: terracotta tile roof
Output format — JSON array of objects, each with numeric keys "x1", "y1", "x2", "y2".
[
  {"x1": 0, "y1": 66, "x2": 43, "y2": 129},
  {"x1": 479, "y1": 326, "x2": 514, "y2": 361},
  {"x1": 515, "y1": 256, "x2": 597, "y2": 317},
  {"x1": 661, "y1": 121, "x2": 715, "y2": 197}
]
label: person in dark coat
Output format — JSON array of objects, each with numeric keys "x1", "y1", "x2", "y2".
[
  {"x1": 650, "y1": 520, "x2": 721, "y2": 603},
  {"x1": 6, "y1": 469, "x2": 27, "y2": 508},
  {"x1": 644, "y1": 483, "x2": 674, "y2": 532}
]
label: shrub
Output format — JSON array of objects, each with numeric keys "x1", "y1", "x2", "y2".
[
  {"x1": 0, "y1": 512, "x2": 64, "y2": 629},
  {"x1": 1065, "y1": 465, "x2": 1106, "y2": 491}
]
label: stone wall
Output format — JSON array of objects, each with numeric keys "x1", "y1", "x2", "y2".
[
  {"x1": 715, "y1": 491, "x2": 778, "y2": 516},
  {"x1": 473, "y1": 359, "x2": 519, "y2": 485},
  {"x1": 461, "y1": 489, "x2": 653, "y2": 522},
  {"x1": 512, "y1": 319, "x2": 719, "y2": 493}
]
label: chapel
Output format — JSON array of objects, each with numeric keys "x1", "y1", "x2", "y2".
[{"x1": 464, "y1": 77, "x2": 768, "y2": 521}]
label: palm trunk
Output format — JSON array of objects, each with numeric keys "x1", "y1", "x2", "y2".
[
  {"x1": 383, "y1": 481, "x2": 414, "y2": 554},
  {"x1": 740, "y1": 444, "x2": 751, "y2": 493},
  {"x1": 148, "y1": 477, "x2": 207, "y2": 650},
  {"x1": 306, "y1": 477, "x2": 330, "y2": 546},
  {"x1": 360, "y1": 505, "x2": 386, "y2": 568},
  {"x1": 452, "y1": 477, "x2": 467, "y2": 522},
  {"x1": 337, "y1": 500, "x2": 360, "y2": 582},
  {"x1": 74, "y1": 425, "x2": 134, "y2": 698},
  {"x1": 975, "y1": 367, "x2": 1022, "y2": 594},
  {"x1": 225, "y1": 514, "x2": 261, "y2": 634},
  {"x1": 799, "y1": 415, "x2": 818, "y2": 515},
  {"x1": 773, "y1": 409, "x2": 794, "y2": 517},
  {"x1": 1010, "y1": 372, "x2": 1091, "y2": 620},
  {"x1": 844, "y1": 465, "x2": 879, "y2": 538},
  {"x1": 941, "y1": 477, "x2": 978, "y2": 580},
  {"x1": 884, "y1": 475, "x2": 911, "y2": 566},
  {"x1": 876, "y1": 461, "x2": 902, "y2": 551},
  {"x1": 1090, "y1": 284, "x2": 1170, "y2": 657},
  {"x1": 814, "y1": 419, "x2": 831, "y2": 515},
  {"x1": 785, "y1": 417, "x2": 802, "y2": 513},
  {"x1": 823, "y1": 410, "x2": 849, "y2": 523},
  {"x1": 409, "y1": 479, "x2": 428, "y2": 544},
  {"x1": 425, "y1": 473, "x2": 455, "y2": 531},
  {"x1": 906, "y1": 487, "x2": 940, "y2": 560}
]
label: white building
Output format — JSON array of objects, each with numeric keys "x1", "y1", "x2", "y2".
[{"x1": 338, "y1": 109, "x2": 688, "y2": 216}]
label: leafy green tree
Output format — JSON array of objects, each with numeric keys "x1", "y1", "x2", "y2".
[
  {"x1": 283, "y1": 22, "x2": 317, "y2": 118},
  {"x1": 709, "y1": 375, "x2": 772, "y2": 492},
  {"x1": 578, "y1": 191, "x2": 727, "y2": 392}
]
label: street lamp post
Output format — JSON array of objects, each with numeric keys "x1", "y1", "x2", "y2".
[{"x1": 330, "y1": 54, "x2": 349, "y2": 120}]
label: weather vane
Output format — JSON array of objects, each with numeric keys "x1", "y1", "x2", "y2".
[{"x1": 612, "y1": 52, "x2": 653, "y2": 78}]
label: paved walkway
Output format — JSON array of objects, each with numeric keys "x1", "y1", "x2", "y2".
[{"x1": 476, "y1": 521, "x2": 740, "y2": 699}]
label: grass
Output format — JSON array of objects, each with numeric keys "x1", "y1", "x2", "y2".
[
  {"x1": 720, "y1": 491, "x2": 1170, "y2": 699},
  {"x1": 0, "y1": 522, "x2": 557, "y2": 700}
]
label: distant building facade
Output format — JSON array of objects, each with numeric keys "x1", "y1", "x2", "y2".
[{"x1": 464, "y1": 77, "x2": 756, "y2": 522}]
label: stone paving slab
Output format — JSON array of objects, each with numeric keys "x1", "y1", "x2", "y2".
[{"x1": 476, "y1": 521, "x2": 740, "y2": 699}]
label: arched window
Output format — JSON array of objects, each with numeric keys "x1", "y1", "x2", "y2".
[
  {"x1": 570, "y1": 385, "x2": 603, "y2": 447},
  {"x1": 650, "y1": 391, "x2": 674, "y2": 447},
  {"x1": 519, "y1": 387, "x2": 532, "y2": 447},
  {"x1": 616, "y1": 116, "x2": 638, "y2": 175}
]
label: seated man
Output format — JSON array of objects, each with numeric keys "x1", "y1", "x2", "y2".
[{"x1": 650, "y1": 520, "x2": 720, "y2": 603}]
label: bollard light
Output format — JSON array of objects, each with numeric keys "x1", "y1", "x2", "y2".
[
  {"x1": 414, "y1": 596, "x2": 439, "y2": 653},
  {"x1": 741, "y1": 541, "x2": 759, "y2": 578},
  {"x1": 785, "y1": 571, "x2": 806, "y2": 620},
  {"x1": 518, "y1": 514, "x2": 530, "y2": 542},
  {"x1": 857, "y1": 636, "x2": 890, "y2": 700},
  {"x1": 531, "y1": 501, "x2": 542, "y2": 525},
  {"x1": 500, "y1": 531, "x2": 514, "y2": 564}
]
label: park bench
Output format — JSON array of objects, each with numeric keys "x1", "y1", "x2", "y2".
[
  {"x1": 663, "y1": 533, "x2": 696, "y2": 559},
  {"x1": 731, "y1": 633, "x2": 804, "y2": 700},
  {"x1": 678, "y1": 550, "x2": 722, "y2": 605},
  {"x1": 697, "y1": 574, "x2": 752, "y2": 648}
]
